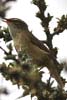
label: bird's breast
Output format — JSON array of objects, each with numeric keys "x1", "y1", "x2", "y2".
[{"x1": 12, "y1": 32, "x2": 49, "y2": 66}]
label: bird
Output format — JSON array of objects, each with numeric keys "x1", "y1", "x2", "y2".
[{"x1": 3, "y1": 18, "x2": 64, "y2": 88}]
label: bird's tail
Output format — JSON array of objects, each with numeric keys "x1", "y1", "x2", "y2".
[{"x1": 47, "y1": 59, "x2": 64, "y2": 88}]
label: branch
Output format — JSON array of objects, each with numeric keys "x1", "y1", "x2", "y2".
[
  {"x1": 0, "y1": 46, "x2": 20, "y2": 63},
  {"x1": 52, "y1": 15, "x2": 67, "y2": 37},
  {"x1": 52, "y1": 27, "x2": 64, "y2": 37},
  {"x1": 0, "y1": 46, "x2": 8, "y2": 55}
]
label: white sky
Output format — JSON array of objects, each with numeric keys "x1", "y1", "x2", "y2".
[{"x1": 0, "y1": 0, "x2": 67, "y2": 100}]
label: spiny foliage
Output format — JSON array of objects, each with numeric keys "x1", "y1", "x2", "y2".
[
  {"x1": 0, "y1": 0, "x2": 17, "y2": 18},
  {"x1": 0, "y1": 0, "x2": 16, "y2": 96}
]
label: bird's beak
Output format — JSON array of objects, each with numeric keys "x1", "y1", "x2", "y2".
[
  {"x1": 2, "y1": 18, "x2": 7, "y2": 22},
  {"x1": 2, "y1": 18, "x2": 10, "y2": 23}
]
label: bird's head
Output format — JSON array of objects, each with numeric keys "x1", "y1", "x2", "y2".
[{"x1": 3, "y1": 18, "x2": 28, "y2": 37}]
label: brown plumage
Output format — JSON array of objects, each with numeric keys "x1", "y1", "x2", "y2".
[{"x1": 4, "y1": 18, "x2": 64, "y2": 88}]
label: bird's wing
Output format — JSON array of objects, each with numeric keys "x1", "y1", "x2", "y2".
[
  {"x1": 29, "y1": 31, "x2": 60, "y2": 65},
  {"x1": 29, "y1": 31, "x2": 50, "y2": 53}
]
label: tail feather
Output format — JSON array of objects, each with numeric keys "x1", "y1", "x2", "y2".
[{"x1": 47, "y1": 59, "x2": 64, "y2": 88}]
